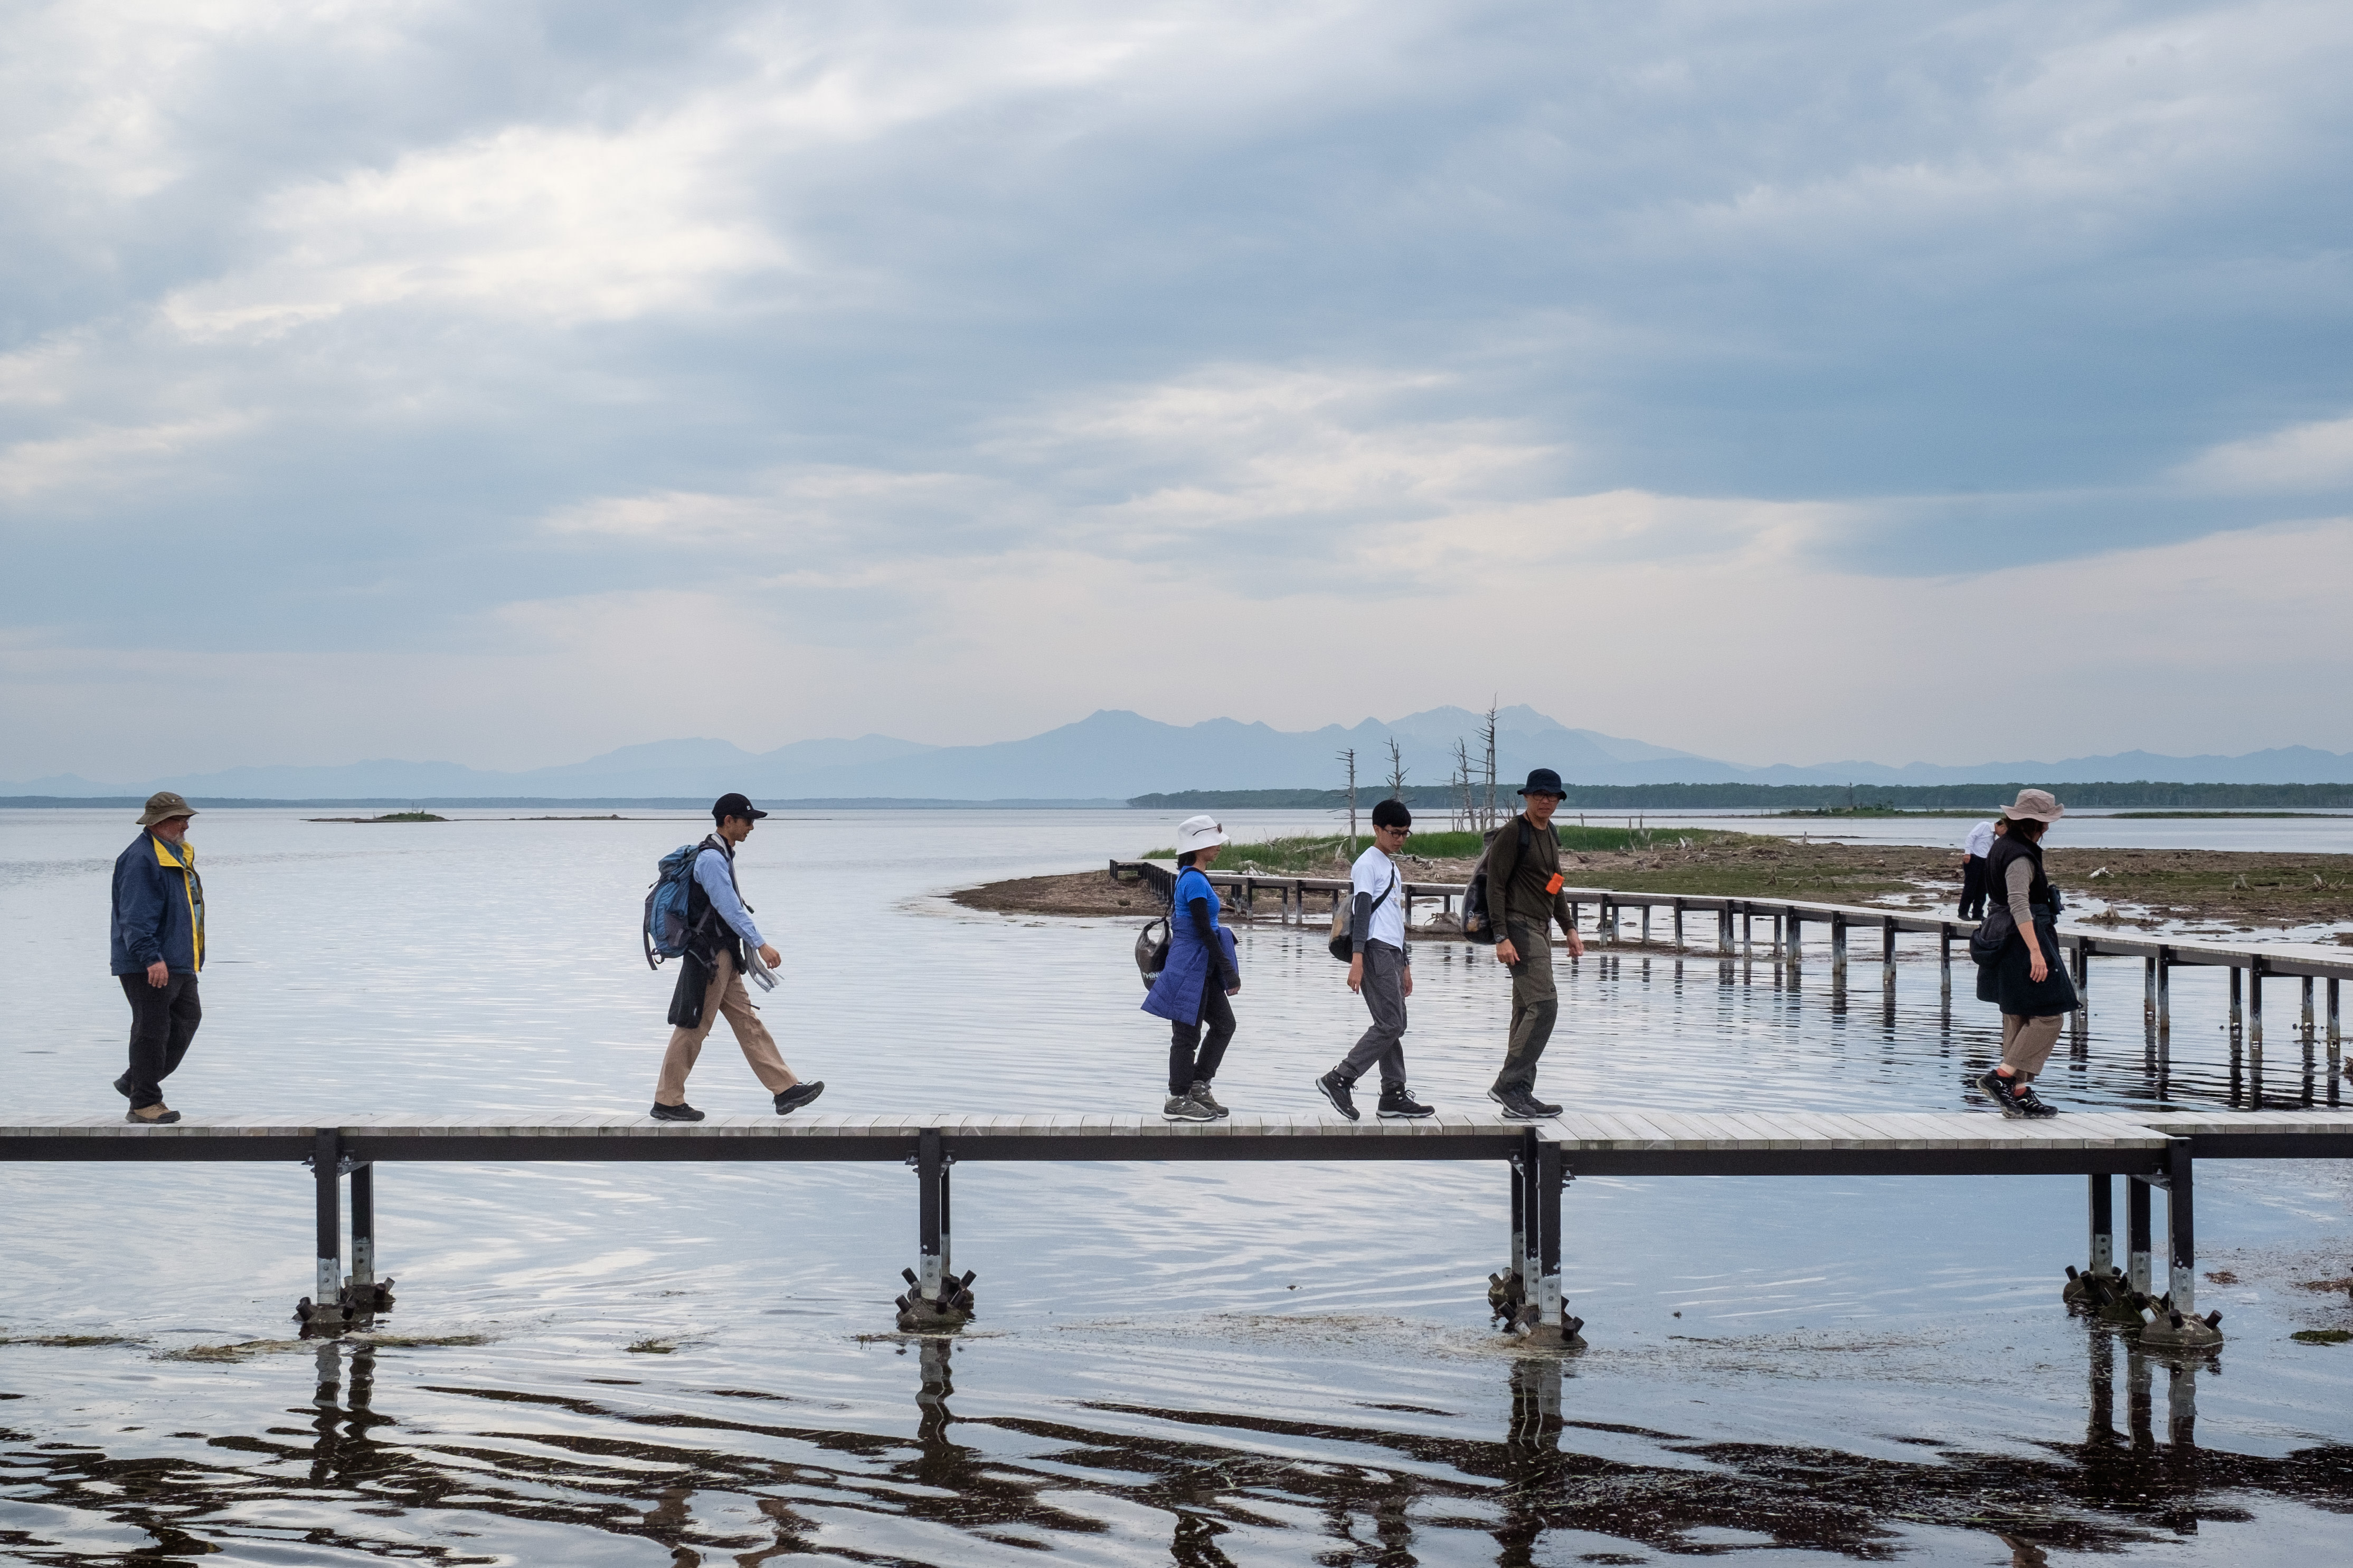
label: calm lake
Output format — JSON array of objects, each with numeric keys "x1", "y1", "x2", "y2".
[{"x1": 2, "y1": 806, "x2": 2349, "y2": 1566}]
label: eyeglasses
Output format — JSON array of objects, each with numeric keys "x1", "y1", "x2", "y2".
[{"x1": 1377, "y1": 825, "x2": 1411, "y2": 837}]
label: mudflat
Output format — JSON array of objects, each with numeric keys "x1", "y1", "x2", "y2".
[{"x1": 951, "y1": 835, "x2": 2353, "y2": 936}]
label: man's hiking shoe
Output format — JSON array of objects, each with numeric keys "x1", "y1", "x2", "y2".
[
  {"x1": 1315, "y1": 1070, "x2": 1360, "y2": 1122},
  {"x1": 1188, "y1": 1079, "x2": 1230, "y2": 1118},
  {"x1": 1495, "y1": 1090, "x2": 1548, "y2": 1121},
  {"x1": 125, "y1": 1105, "x2": 180, "y2": 1125},
  {"x1": 1377, "y1": 1086, "x2": 1435, "y2": 1119},
  {"x1": 2005, "y1": 1083, "x2": 2059, "y2": 1119},
  {"x1": 1163, "y1": 1092, "x2": 1216, "y2": 1123},
  {"x1": 1527, "y1": 1093, "x2": 1563, "y2": 1116},
  {"x1": 111, "y1": 1074, "x2": 134, "y2": 1100},
  {"x1": 774, "y1": 1081, "x2": 826, "y2": 1115},
  {"x1": 1974, "y1": 1069, "x2": 2016, "y2": 1108},
  {"x1": 649, "y1": 1101, "x2": 706, "y2": 1122}
]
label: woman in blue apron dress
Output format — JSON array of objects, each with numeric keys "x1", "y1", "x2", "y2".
[{"x1": 1141, "y1": 814, "x2": 1241, "y2": 1122}]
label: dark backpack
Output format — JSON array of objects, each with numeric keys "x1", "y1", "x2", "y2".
[
  {"x1": 642, "y1": 843, "x2": 702, "y2": 968},
  {"x1": 1461, "y1": 820, "x2": 1533, "y2": 945}
]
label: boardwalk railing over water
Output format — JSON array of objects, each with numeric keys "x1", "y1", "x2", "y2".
[
  {"x1": 5, "y1": 1109, "x2": 2348, "y2": 1349},
  {"x1": 1110, "y1": 860, "x2": 2351, "y2": 1103}
]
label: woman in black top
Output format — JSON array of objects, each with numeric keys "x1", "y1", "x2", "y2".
[{"x1": 1974, "y1": 789, "x2": 2077, "y2": 1117}]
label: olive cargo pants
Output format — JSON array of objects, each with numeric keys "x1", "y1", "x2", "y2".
[{"x1": 1494, "y1": 921, "x2": 1558, "y2": 1096}]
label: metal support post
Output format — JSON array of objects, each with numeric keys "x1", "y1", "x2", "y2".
[
  {"x1": 1880, "y1": 919, "x2": 1896, "y2": 1004},
  {"x1": 2071, "y1": 942, "x2": 2090, "y2": 1041},
  {"x1": 1830, "y1": 914, "x2": 1847, "y2": 991},
  {"x1": 2303, "y1": 975, "x2": 2316, "y2": 1044},
  {"x1": 2127, "y1": 1176, "x2": 2152, "y2": 1295},
  {"x1": 1939, "y1": 924, "x2": 1953, "y2": 1011},
  {"x1": 1510, "y1": 1150, "x2": 1529, "y2": 1285},
  {"x1": 2330, "y1": 979, "x2": 2342, "y2": 1076},
  {"x1": 917, "y1": 1127, "x2": 944, "y2": 1300},
  {"x1": 2088, "y1": 1174, "x2": 2113, "y2": 1275},
  {"x1": 1672, "y1": 899, "x2": 1684, "y2": 953},
  {"x1": 2166, "y1": 1140, "x2": 2195, "y2": 1314},
  {"x1": 2144, "y1": 956, "x2": 2156, "y2": 1030},
  {"x1": 349, "y1": 1161, "x2": 375, "y2": 1293},
  {"x1": 2229, "y1": 965, "x2": 2242, "y2": 1044},
  {"x1": 1716, "y1": 906, "x2": 1730, "y2": 957},
  {"x1": 1742, "y1": 908, "x2": 1754, "y2": 962},
  {"x1": 1785, "y1": 913, "x2": 1801, "y2": 973},
  {"x1": 1641, "y1": 905, "x2": 1651, "y2": 948},
  {"x1": 313, "y1": 1129, "x2": 341, "y2": 1317}
]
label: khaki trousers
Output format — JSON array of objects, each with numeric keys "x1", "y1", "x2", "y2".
[
  {"x1": 655, "y1": 951, "x2": 797, "y2": 1105},
  {"x1": 1999, "y1": 1013, "x2": 2064, "y2": 1080}
]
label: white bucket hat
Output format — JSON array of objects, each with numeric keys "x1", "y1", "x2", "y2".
[
  {"x1": 1175, "y1": 814, "x2": 1230, "y2": 854},
  {"x1": 2001, "y1": 788, "x2": 2065, "y2": 824}
]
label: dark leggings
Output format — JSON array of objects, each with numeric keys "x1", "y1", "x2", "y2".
[{"x1": 1169, "y1": 974, "x2": 1236, "y2": 1095}]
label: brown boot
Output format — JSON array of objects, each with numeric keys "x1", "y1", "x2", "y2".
[{"x1": 126, "y1": 1104, "x2": 181, "y2": 1125}]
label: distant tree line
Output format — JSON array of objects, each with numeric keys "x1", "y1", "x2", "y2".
[{"x1": 1128, "y1": 782, "x2": 2353, "y2": 811}]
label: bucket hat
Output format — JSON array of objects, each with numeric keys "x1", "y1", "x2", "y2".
[
  {"x1": 2001, "y1": 788, "x2": 2064, "y2": 824},
  {"x1": 1174, "y1": 814, "x2": 1230, "y2": 854},
  {"x1": 137, "y1": 791, "x2": 197, "y2": 827},
  {"x1": 1516, "y1": 768, "x2": 1565, "y2": 797}
]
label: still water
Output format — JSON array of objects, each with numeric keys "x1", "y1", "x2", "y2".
[{"x1": 2, "y1": 807, "x2": 2349, "y2": 1566}]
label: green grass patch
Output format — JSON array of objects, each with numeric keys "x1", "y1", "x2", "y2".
[
  {"x1": 2291, "y1": 1329, "x2": 2352, "y2": 1345},
  {"x1": 371, "y1": 811, "x2": 446, "y2": 822},
  {"x1": 626, "y1": 1337, "x2": 680, "y2": 1354},
  {"x1": 0, "y1": 1334, "x2": 141, "y2": 1348}
]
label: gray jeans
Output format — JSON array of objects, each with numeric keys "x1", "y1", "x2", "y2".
[{"x1": 1335, "y1": 942, "x2": 1408, "y2": 1091}]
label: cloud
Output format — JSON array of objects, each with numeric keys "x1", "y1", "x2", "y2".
[{"x1": 2175, "y1": 412, "x2": 2353, "y2": 493}]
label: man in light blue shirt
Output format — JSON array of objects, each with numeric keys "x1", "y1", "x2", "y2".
[{"x1": 652, "y1": 793, "x2": 824, "y2": 1121}]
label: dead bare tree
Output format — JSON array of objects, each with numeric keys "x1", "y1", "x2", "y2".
[
  {"x1": 1480, "y1": 701, "x2": 1500, "y2": 832},
  {"x1": 1337, "y1": 747, "x2": 1358, "y2": 857},
  {"x1": 1384, "y1": 736, "x2": 1408, "y2": 802},
  {"x1": 1451, "y1": 738, "x2": 1474, "y2": 833}
]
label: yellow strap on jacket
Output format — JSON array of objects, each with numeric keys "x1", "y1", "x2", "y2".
[{"x1": 152, "y1": 837, "x2": 205, "y2": 972}]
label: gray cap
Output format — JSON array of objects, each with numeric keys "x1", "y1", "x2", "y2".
[{"x1": 137, "y1": 791, "x2": 197, "y2": 827}]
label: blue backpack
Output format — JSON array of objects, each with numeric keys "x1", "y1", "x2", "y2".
[{"x1": 642, "y1": 843, "x2": 702, "y2": 968}]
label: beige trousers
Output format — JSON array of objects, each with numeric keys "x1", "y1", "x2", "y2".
[
  {"x1": 655, "y1": 950, "x2": 797, "y2": 1106},
  {"x1": 1999, "y1": 1013, "x2": 2064, "y2": 1080}
]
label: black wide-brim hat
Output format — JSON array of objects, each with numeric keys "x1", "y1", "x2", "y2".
[{"x1": 1516, "y1": 768, "x2": 1565, "y2": 797}]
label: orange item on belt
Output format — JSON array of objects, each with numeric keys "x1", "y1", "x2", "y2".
[{"x1": 1544, "y1": 871, "x2": 1564, "y2": 896}]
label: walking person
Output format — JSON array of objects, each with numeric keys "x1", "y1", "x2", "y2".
[
  {"x1": 1974, "y1": 790, "x2": 2075, "y2": 1118},
  {"x1": 1957, "y1": 818, "x2": 1999, "y2": 920},
  {"x1": 1486, "y1": 769, "x2": 1586, "y2": 1119},
  {"x1": 651, "y1": 793, "x2": 824, "y2": 1122},
  {"x1": 1141, "y1": 815, "x2": 1240, "y2": 1121},
  {"x1": 110, "y1": 792, "x2": 206, "y2": 1125},
  {"x1": 1315, "y1": 800, "x2": 1433, "y2": 1120}
]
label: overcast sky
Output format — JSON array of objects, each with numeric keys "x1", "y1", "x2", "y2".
[{"x1": 5, "y1": 0, "x2": 2350, "y2": 779}]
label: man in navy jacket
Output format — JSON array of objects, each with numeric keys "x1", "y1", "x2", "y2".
[{"x1": 111, "y1": 792, "x2": 206, "y2": 1124}]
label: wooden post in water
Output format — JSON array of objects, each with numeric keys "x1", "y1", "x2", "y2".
[
  {"x1": 2127, "y1": 1177, "x2": 2153, "y2": 1294},
  {"x1": 1672, "y1": 899, "x2": 1685, "y2": 953},
  {"x1": 2156, "y1": 949, "x2": 2173, "y2": 1049},
  {"x1": 2071, "y1": 942, "x2": 2090, "y2": 1044},
  {"x1": 2087, "y1": 1174, "x2": 2113, "y2": 1275},
  {"x1": 312, "y1": 1129, "x2": 342, "y2": 1319},
  {"x1": 1830, "y1": 914, "x2": 1847, "y2": 993},
  {"x1": 2248, "y1": 961, "x2": 2265, "y2": 1107},
  {"x1": 349, "y1": 1161, "x2": 376, "y2": 1300},
  {"x1": 2144, "y1": 956, "x2": 2157, "y2": 1031},
  {"x1": 2330, "y1": 980, "x2": 2342, "y2": 1078},
  {"x1": 1880, "y1": 918, "x2": 1896, "y2": 1005},
  {"x1": 1641, "y1": 905, "x2": 1651, "y2": 948},
  {"x1": 1786, "y1": 913, "x2": 1802, "y2": 975},
  {"x1": 1939, "y1": 923, "x2": 1953, "y2": 1013}
]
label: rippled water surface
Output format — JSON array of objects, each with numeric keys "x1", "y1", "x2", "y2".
[{"x1": 3, "y1": 807, "x2": 2350, "y2": 1566}]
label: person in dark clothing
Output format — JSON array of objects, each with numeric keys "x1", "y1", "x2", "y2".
[
  {"x1": 1140, "y1": 814, "x2": 1240, "y2": 1121},
  {"x1": 1486, "y1": 769, "x2": 1586, "y2": 1119},
  {"x1": 1974, "y1": 789, "x2": 2076, "y2": 1118},
  {"x1": 1957, "y1": 818, "x2": 1999, "y2": 919},
  {"x1": 1315, "y1": 798, "x2": 1432, "y2": 1120},
  {"x1": 110, "y1": 791, "x2": 206, "y2": 1125}
]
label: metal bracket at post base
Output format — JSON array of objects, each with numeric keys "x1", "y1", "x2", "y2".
[{"x1": 894, "y1": 1130, "x2": 976, "y2": 1332}]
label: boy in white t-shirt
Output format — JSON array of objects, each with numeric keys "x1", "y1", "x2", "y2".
[{"x1": 1314, "y1": 799, "x2": 1434, "y2": 1120}]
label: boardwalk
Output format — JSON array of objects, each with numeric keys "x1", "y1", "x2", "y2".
[{"x1": 5, "y1": 1108, "x2": 2346, "y2": 1342}]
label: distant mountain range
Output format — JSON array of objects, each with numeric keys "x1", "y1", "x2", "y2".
[{"x1": 11, "y1": 706, "x2": 2353, "y2": 801}]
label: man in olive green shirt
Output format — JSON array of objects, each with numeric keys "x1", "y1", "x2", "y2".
[{"x1": 1488, "y1": 768, "x2": 1585, "y2": 1118}]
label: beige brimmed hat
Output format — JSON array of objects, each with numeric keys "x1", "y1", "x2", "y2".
[
  {"x1": 1174, "y1": 814, "x2": 1230, "y2": 854},
  {"x1": 137, "y1": 791, "x2": 197, "y2": 826},
  {"x1": 2001, "y1": 788, "x2": 2064, "y2": 824}
]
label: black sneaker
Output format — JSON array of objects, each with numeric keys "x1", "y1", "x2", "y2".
[
  {"x1": 649, "y1": 1101, "x2": 706, "y2": 1122},
  {"x1": 774, "y1": 1081, "x2": 826, "y2": 1115},
  {"x1": 125, "y1": 1105, "x2": 181, "y2": 1125},
  {"x1": 1527, "y1": 1092, "x2": 1563, "y2": 1116},
  {"x1": 1377, "y1": 1086, "x2": 1435, "y2": 1119},
  {"x1": 1188, "y1": 1079, "x2": 1230, "y2": 1118},
  {"x1": 111, "y1": 1074, "x2": 134, "y2": 1100},
  {"x1": 1974, "y1": 1069, "x2": 2012, "y2": 1107},
  {"x1": 1495, "y1": 1090, "x2": 1546, "y2": 1121},
  {"x1": 1163, "y1": 1091, "x2": 1215, "y2": 1122},
  {"x1": 1315, "y1": 1070, "x2": 1360, "y2": 1122},
  {"x1": 2007, "y1": 1083, "x2": 2059, "y2": 1119}
]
